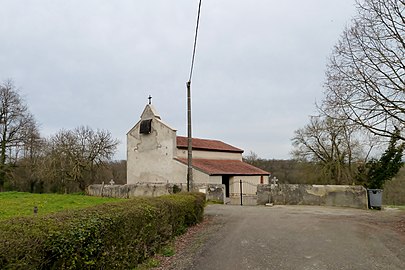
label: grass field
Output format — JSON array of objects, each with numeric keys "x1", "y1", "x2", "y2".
[{"x1": 0, "y1": 192, "x2": 122, "y2": 220}]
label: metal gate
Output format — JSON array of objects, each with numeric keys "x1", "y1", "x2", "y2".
[{"x1": 229, "y1": 179, "x2": 257, "y2": 205}]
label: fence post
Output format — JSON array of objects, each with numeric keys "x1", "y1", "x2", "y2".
[{"x1": 240, "y1": 179, "x2": 243, "y2": 206}]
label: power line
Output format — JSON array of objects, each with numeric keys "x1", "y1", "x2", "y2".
[{"x1": 188, "y1": 0, "x2": 202, "y2": 83}]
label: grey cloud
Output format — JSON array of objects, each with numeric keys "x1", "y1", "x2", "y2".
[{"x1": 0, "y1": 0, "x2": 357, "y2": 160}]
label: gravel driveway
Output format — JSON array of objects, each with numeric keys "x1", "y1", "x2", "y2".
[{"x1": 166, "y1": 204, "x2": 405, "y2": 270}]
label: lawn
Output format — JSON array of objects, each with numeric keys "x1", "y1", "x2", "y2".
[{"x1": 0, "y1": 192, "x2": 122, "y2": 220}]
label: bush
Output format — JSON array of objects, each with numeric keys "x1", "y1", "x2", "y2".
[
  {"x1": 0, "y1": 192, "x2": 205, "y2": 269},
  {"x1": 383, "y1": 176, "x2": 405, "y2": 205},
  {"x1": 365, "y1": 130, "x2": 404, "y2": 189}
]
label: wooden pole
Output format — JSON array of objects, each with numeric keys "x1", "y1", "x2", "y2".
[
  {"x1": 240, "y1": 179, "x2": 243, "y2": 206},
  {"x1": 187, "y1": 81, "x2": 193, "y2": 191}
]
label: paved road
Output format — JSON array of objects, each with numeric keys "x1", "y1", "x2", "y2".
[{"x1": 171, "y1": 205, "x2": 405, "y2": 270}]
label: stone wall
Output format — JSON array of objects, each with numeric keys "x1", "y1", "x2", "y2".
[
  {"x1": 195, "y1": 184, "x2": 225, "y2": 203},
  {"x1": 86, "y1": 183, "x2": 225, "y2": 203},
  {"x1": 257, "y1": 184, "x2": 368, "y2": 209}
]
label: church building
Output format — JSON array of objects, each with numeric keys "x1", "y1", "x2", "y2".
[{"x1": 127, "y1": 103, "x2": 270, "y2": 198}]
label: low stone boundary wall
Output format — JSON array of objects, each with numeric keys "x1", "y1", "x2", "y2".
[
  {"x1": 195, "y1": 184, "x2": 225, "y2": 203},
  {"x1": 87, "y1": 183, "x2": 180, "y2": 198},
  {"x1": 257, "y1": 184, "x2": 368, "y2": 209},
  {"x1": 86, "y1": 183, "x2": 225, "y2": 203}
]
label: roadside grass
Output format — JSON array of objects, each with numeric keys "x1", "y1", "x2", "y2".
[
  {"x1": 133, "y1": 258, "x2": 161, "y2": 270},
  {"x1": 132, "y1": 243, "x2": 176, "y2": 270},
  {"x1": 160, "y1": 244, "x2": 176, "y2": 257},
  {"x1": 385, "y1": 205, "x2": 405, "y2": 211},
  {"x1": 0, "y1": 191, "x2": 122, "y2": 220},
  {"x1": 206, "y1": 200, "x2": 224, "y2": 205}
]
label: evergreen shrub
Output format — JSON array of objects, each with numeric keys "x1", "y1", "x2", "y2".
[{"x1": 0, "y1": 192, "x2": 205, "y2": 269}]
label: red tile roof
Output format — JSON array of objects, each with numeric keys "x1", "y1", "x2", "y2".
[
  {"x1": 176, "y1": 136, "x2": 243, "y2": 153},
  {"x1": 176, "y1": 158, "x2": 270, "y2": 176}
]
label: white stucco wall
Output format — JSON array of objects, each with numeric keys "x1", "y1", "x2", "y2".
[
  {"x1": 193, "y1": 168, "x2": 211, "y2": 183},
  {"x1": 127, "y1": 113, "x2": 180, "y2": 183},
  {"x1": 171, "y1": 160, "x2": 188, "y2": 183},
  {"x1": 176, "y1": 149, "x2": 242, "y2": 160},
  {"x1": 208, "y1": 175, "x2": 222, "y2": 184}
]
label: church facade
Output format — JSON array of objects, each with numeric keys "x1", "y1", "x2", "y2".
[{"x1": 127, "y1": 104, "x2": 270, "y2": 197}]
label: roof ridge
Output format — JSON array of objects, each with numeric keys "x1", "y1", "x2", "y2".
[
  {"x1": 175, "y1": 158, "x2": 270, "y2": 175},
  {"x1": 176, "y1": 136, "x2": 243, "y2": 153}
]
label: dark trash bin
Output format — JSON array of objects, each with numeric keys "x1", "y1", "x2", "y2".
[{"x1": 367, "y1": 189, "x2": 383, "y2": 210}]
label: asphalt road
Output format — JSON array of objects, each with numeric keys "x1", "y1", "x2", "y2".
[{"x1": 170, "y1": 204, "x2": 405, "y2": 270}]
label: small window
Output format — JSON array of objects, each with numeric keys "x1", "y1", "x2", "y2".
[{"x1": 140, "y1": 119, "x2": 152, "y2": 134}]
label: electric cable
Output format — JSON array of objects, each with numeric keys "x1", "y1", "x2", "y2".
[{"x1": 188, "y1": 0, "x2": 202, "y2": 83}]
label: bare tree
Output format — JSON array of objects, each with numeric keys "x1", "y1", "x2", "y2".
[
  {"x1": 108, "y1": 160, "x2": 127, "y2": 184},
  {"x1": 243, "y1": 151, "x2": 260, "y2": 165},
  {"x1": 0, "y1": 80, "x2": 38, "y2": 191},
  {"x1": 45, "y1": 126, "x2": 119, "y2": 192},
  {"x1": 323, "y1": 0, "x2": 405, "y2": 140},
  {"x1": 10, "y1": 120, "x2": 46, "y2": 192},
  {"x1": 291, "y1": 116, "x2": 374, "y2": 184}
]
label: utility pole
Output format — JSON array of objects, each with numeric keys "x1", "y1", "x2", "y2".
[
  {"x1": 186, "y1": 0, "x2": 202, "y2": 192},
  {"x1": 187, "y1": 81, "x2": 193, "y2": 191}
]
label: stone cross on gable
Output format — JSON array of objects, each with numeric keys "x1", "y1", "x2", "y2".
[{"x1": 148, "y1": 95, "x2": 152, "y2": 105}]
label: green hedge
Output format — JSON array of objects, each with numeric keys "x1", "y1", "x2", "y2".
[{"x1": 0, "y1": 192, "x2": 205, "y2": 270}]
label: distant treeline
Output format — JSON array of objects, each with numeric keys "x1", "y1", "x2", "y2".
[{"x1": 10, "y1": 160, "x2": 126, "y2": 194}]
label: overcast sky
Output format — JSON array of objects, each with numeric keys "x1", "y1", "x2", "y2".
[{"x1": 0, "y1": 0, "x2": 358, "y2": 160}]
